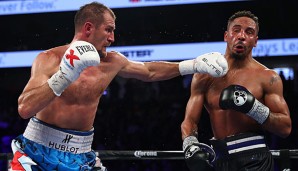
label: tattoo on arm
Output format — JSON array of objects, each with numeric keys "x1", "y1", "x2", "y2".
[{"x1": 270, "y1": 75, "x2": 280, "y2": 85}]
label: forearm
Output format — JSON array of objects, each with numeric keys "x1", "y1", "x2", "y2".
[
  {"x1": 181, "y1": 120, "x2": 199, "y2": 140},
  {"x1": 18, "y1": 83, "x2": 56, "y2": 119},
  {"x1": 144, "y1": 62, "x2": 180, "y2": 81},
  {"x1": 262, "y1": 112, "x2": 292, "y2": 138}
]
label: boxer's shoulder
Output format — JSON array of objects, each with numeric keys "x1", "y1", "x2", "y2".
[
  {"x1": 36, "y1": 45, "x2": 68, "y2": 62},
  {"x1": 247, "y1": 64, "x2": 281, "y2": 85},
  {"x1": 192, "y1": 73, "x2": 214, "y2": 86},
  {"x1": 105, "y1": 51, "x2": 129, "y2": 66},
  {"x1": 107, "y1": 51, "x2": 126, "y2": 58}
]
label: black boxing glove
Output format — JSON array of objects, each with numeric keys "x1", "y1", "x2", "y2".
[
  {"x1": 183, "y1": 136, "x2": 215, "y2": 171},
  {"x1": 219, "y1": 85, "x2": 270, "y2": 124}
]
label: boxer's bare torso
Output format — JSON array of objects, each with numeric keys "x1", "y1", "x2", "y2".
[
  {"x1": 23, "y1": 46, "x2": 128, "y2": 131},
  {"x1": 196, "y1": 59, "x2": 276, "y2": 139},
  {"x1": 19, "y1": 45, "x2": 182, "y2": 131}
]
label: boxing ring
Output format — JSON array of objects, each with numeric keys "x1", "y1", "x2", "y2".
[{"x1": 1, "y1": 149, "x2": 297, "y2": 170}]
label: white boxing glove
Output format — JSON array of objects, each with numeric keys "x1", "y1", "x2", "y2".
[
  {"x1": 47, "y1": 40, "x2": 100, "y2": 96},
  {"x1": 179, "y1": 52, "x2": 228, "y2": 77}
]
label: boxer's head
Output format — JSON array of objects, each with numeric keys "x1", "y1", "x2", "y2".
[
  {"x1": 224, "y1": 11, "x2": 259, "y2": 59},
  {"x1": 227, "y1": 11, "x2": 259, "y2": 35},
  {"x1": 74, "y1": 2, "x2": 116, "y2": 33},
  {"x1": 73, "y1": 2, "x2": 116, "y2": 58}
]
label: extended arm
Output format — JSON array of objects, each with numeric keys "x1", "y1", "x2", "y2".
[
  {"x1": 118, "y1": 52, "x2": 228, "y2": 82},
  {"x1": 119, "y1": 60, "x2": 180, "y2": 82}
]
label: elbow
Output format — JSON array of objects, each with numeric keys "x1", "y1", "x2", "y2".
[
  {"x1": 18, "y1": 95, "x2": 32, "y2": 119},
  {"x1": 18, "y1": 103, "x2": 32, "y2": 119},
  {"x1": 282, "y1": 124, "x2": 292, "y2": 138},
  {"x1": 279, "y1": 121, "x2": 292, "y2": 138}
]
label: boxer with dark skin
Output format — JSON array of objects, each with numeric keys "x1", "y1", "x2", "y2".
[
  {"x1": 181, "y1": 11, "x2": 291, "y2": 171},
  {"x1": 11, "y1": 2, "x2": 228, "y2": 171}
]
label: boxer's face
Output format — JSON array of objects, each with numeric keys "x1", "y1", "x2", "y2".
[
  {"x1": 91, "y1": 12, "x2": 115, "y2": 58},
  {"x1": 224, "y1": 17, "x2": 258, "y2": 59}
]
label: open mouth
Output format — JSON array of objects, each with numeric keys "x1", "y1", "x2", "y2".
[{"x1": 234, "y1": 44, "x2": 245, "y2": 52}]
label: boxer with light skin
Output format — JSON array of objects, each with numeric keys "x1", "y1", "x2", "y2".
[
  {"x1": 181, "y1": 10, "x2": 292, "y2": 171},
  {"x1": 10, "y1": 2, "x2": 228, "y2": 171}
]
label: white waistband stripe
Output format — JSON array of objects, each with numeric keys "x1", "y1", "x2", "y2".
[
  {"x1": 227, "y1": 135, "x2": 264, "y2": 146},
  {"x1": 23, "y1": 118, "x2": 93, "y2": 154},
  {"x1": 228, "y1": 144, "x2": 266, "y2": 154}
]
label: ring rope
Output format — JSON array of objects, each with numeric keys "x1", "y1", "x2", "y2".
[
  {"x1": 1, "y1": 150, "x2": 298, "y2": 160},
  {"x1": 95, "y1": 150, "x2": 298, "y2": 160}
]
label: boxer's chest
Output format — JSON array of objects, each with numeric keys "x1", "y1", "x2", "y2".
[{"x1": 205, "y1": 69, "x2": 262, "y2": 108}]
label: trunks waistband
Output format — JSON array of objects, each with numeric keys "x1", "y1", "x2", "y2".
[
  {"x1": 23, "y1": 117, "x2": 94, "y2": 154},
  {"x1": 210, "y1": 132, "x2": 268, "y2": 158}
]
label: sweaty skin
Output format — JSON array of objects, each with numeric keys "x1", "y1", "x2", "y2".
[
  {"x1": 18, "y1": 11, "x2": 180, "y2": 131},
  {"x1": 181, "y1": 16, "x2": 291, "y2": 140}
]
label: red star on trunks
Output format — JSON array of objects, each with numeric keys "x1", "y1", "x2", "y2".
[{"x1": 66, "y1": 49, "x2": 80, "y2": 67}]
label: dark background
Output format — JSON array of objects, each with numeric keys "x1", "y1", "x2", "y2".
[{"x1": 0, "y1": 0, "x2": 298, "y2": 170}]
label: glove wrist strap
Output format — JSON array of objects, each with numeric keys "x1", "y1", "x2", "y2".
[
  {"x1": 247, "y1": 99, "x2": 270, "y2": 124},
  {"x1": 47, "y1": 70, "x2": 71, "y2": 96},
  {"x1": 179, "y1": 60, "x2": 195, "y2": 76},
  {"x1": 183, "y1": 136, "x2": 199, "y2": 151}
]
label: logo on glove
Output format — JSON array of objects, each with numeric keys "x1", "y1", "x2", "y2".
[
  {"x1": 202, "y1": 58, "x2": 222, "y2": 76},
  {"x1": 233, "y1": 90, "x2": 247, "y2": 106},
  {"x1": 185, "y1": 145, "x2": 200, "y2": 159},
  {"x1": 66, "y1": 49, "x2": 80, "y2": 67}
]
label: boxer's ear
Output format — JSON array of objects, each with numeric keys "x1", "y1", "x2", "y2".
[{"x1": 84, "y1": 22, "x2": 94, "y2": 37}]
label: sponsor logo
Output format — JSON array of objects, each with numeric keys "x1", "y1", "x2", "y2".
[
  {"x1": 48, "y1": 134, "x2": 79, "y2": 153},
  {"x1": 48, "y1": 141, "x2": 79, "y2": 154},
  {"x1": 76, "y1": 45, "x2": 96, "y2": 55},
  {"x1": 134, "y1": 151, "x2": 157, "y2": 158},
  {"x1": 66, "y1": 49, "x2": 79, "y2": 67},
  {"x1": 202, "y1": 57, "x2": 221, "y2": 76},
  {"x1": 62, "y1": 134, "x2": 73, "y2": 144}
]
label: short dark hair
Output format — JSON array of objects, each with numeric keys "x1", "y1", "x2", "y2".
[
  {"x1": 227, "y1": 10, "x2": 259, "y2": 34},
  {"x1": 74, "y1": 2, "x2": 116, "y2": 33}
]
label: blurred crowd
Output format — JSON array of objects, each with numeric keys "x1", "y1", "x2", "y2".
[{"x1": 0, "y1": 72, "x2": 297, "y2": 170}]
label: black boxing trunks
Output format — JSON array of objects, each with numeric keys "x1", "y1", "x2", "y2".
[{"x1": 210, "y1": 132, "x2": 274, "y2": 171}]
